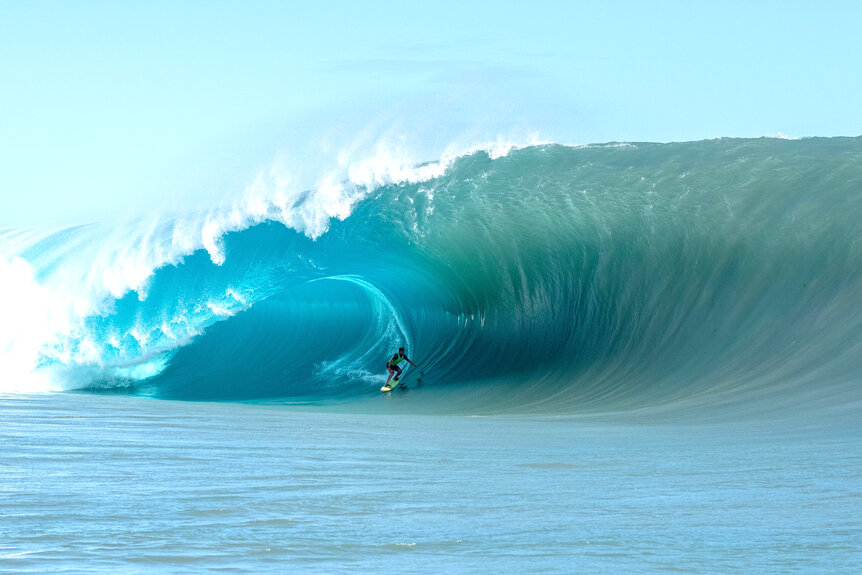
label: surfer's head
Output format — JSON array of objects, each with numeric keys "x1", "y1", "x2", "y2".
[{"x1": 398, "y1": 347, "x2": 405, "y2": 354}]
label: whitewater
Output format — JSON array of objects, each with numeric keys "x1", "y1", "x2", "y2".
[{"x1": 3, "y1": 137, "x2": 862, "y2": 573}]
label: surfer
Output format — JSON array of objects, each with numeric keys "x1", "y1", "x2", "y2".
[{"x1": 384, "y1": 347, "x2": 416, "y2": 389}]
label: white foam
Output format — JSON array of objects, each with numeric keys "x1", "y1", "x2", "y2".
[
  {"x1": 0, "y1": 257, "x2": 73, "y2": 391},
  {"x1": 191, "y1": 134, "x2": 546, "y2": 262},
  {"x1": 766, "y1": 132, "x2": 801, "y2": 140}
]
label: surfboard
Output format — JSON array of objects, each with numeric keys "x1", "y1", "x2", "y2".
[{"x1": 381, "y1": 379, "x2": 403, "y2": 392}]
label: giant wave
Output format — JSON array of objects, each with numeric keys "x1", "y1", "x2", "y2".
[{"x1": 3, "y1": 137, "x2": 862, "y2": 418}]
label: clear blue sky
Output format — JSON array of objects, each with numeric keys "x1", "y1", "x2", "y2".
[{"x1": 2, "y1": 0, "x2": 860, "y2": 226}]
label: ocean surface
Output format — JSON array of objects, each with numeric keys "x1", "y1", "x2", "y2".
[
  {"x1": 2, "y1": 393, "x2": 861, "y2": 574},
  {"x1": 2, "y1": 137, "x2": 862, "y2": 572}
]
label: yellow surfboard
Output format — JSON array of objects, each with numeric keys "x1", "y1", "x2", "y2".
[{"x1": 381, "y1": 379, "x2": 403, "y2": 392}]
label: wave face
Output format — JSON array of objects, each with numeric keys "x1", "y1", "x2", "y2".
[{"x1": 3, "y1": 138, "x2": 862, "y2": 416}]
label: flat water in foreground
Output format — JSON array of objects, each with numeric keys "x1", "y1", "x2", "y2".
[{"x1": 2, "y1": 393, "x2": 861, "y2": 573}]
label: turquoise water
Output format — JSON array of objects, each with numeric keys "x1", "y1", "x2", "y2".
[
  {"x1": 2, "y1": 393, "x2": 860, "y2": 573},
  {"x1": 3, "y1": 138, "x2": 862, "y2": 412},
  {"x1": 2, "y1": 137, "x2": 862, "y2": 572}
]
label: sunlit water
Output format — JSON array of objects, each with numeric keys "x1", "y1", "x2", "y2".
[{"x1": 3, "y1": 392, "x2": 860, "y2": 574}]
